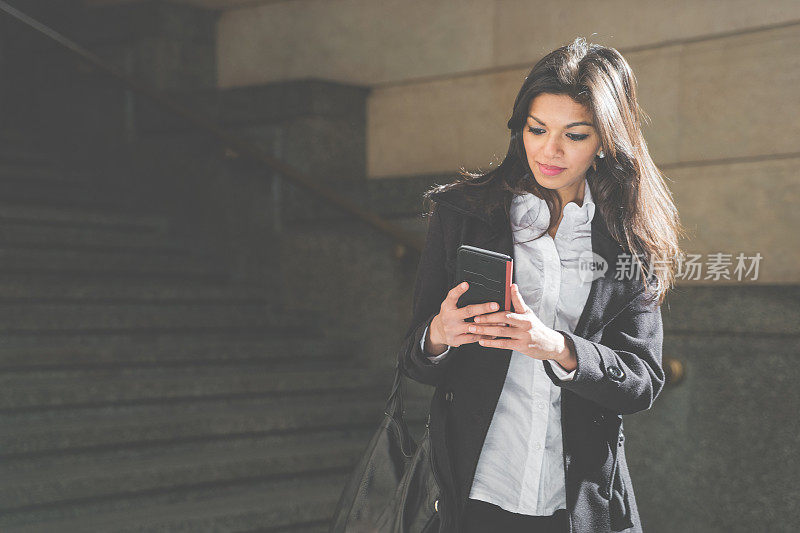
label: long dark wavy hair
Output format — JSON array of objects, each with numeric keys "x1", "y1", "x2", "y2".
[{"x1": 423, "y1": 36, "x2": 687, "y2": 305}]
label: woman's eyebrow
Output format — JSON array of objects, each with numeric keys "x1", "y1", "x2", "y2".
[{"x1": 529, "y1": 114, "x2": 594, "y2": 128}]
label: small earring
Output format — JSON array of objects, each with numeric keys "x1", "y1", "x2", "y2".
[{"x1": 597, "y1": 150, "x2": 605, "y2": 159}]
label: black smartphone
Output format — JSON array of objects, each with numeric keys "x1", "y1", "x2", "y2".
[{"x1": 455, "y1": 244, "x2": 513, "y2": 323}]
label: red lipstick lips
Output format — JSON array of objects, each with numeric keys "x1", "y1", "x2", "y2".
[{"x1": 538, "y1": 162, "x2": 566, "y2": 176}]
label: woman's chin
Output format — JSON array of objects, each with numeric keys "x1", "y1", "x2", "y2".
[{"x1": 533, "y1": 173, "x2": 567, "y2": 189}]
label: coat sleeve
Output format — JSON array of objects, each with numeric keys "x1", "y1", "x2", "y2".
[
  {"x1": 543, "y1": 287, "x2": 665, "y2": 415},
  {"x1": 397, "y1": 202, "x2": 459, "y2": 386}
]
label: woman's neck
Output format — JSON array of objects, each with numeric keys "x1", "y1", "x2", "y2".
[{"x1": 558, "y1": 178, "x2": 586, "y2": 208}]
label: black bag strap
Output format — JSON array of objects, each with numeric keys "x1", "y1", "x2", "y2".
[
  {"x1": 384, "y1": 361, "x2": 417, "y2": 457},
  {"x1": 384, "y1": 362, "x2": 404, "y2": 418}
]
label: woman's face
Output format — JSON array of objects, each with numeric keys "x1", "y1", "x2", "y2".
[{"x1": 522, "y1": 93, "x2": 602, "y2": 202}]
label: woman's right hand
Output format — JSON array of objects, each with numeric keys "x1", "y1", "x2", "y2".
[{"x1": 428, "y1": 282, "x2": 505, "y2": 351}]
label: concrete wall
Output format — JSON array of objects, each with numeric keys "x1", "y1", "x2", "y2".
[{"x1": 217, "y1": 0, "x2": 800, "y2": 285}]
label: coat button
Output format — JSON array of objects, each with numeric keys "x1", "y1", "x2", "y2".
[
  {"x1": 592, "y1": 413, "x2": 605, "y2": 426},
  {"x1": 607, "y1": 365, "x2": 625, "y2": 381},
  {"x1": 599, "y1": 487, "x2": 610, "y2": 499},
  {"x1": 445, "y1": 391, "x2": 454, "y2": 402}
]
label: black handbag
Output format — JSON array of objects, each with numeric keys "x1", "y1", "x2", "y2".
[{"x1": 329, "y1": 363, "x2": 442, "y2": 533}]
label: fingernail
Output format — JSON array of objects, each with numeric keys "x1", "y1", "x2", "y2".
[
  {"x1": 491, "y1": 303, "x2": 498, "y2": 310},
  {"x1": 468, "y1": 326, "x2": 476, "y2": 332},
  {"x1": 462, "y1": 282, "x2": 468, "y2": 288}
]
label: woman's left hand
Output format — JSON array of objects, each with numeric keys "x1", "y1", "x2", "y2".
[{"x1": 468, "y1": 283, "x2": 575, "y2": 367}]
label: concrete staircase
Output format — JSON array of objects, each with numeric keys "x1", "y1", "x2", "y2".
[{"x1": 0, "y1": 131, "x2": 425, "y2": 531}]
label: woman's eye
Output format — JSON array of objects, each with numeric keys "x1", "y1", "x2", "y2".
[
  {"x1": 567, "y1": 133, "x2": 589, "y2": 141},
  {"x1": 526, "y1": 126, "x2": 588, "y2": 142}
]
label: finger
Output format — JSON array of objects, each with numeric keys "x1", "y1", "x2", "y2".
[
  {"x1": 457, "y1": 322, "x2": 502, "y2": 337},
  {"x1": 477, "y1": 337, "x2": 514, "y2": 349},
  {"x1": 459, "y1": 300, "x2": 500, "y2": 321},
  {"x1": 473, "y1": 321, "x2": 507, "y2": 327},
  {"x1": 452, "y1": 332, "x2": 496, "y2": 345},
  {"x1": 443, "y1": 281, "x2": 470, "y2": 310},
  {"x1": 468, "y1": 324, "x2": 520, "y2": 339},
  {"x1": 474, "y1": 311, "x2": 513, "y2": 324},
  {"x1": 475, "y1": 311, "x2": 530, "y2": 328},
  {"x1": 469, "y1": 320, "x2": 509, "y2": 338},
  {"x1": 510, "y1": 283, "x2": 531, "y2": 313}
]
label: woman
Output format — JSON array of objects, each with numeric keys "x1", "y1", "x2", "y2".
[{"x1": 397, "y1": 37, "x2": 686, "y2": 533}]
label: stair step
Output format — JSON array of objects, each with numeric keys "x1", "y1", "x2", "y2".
[
  {"x1": 0, "y1": 244, "x2": 221, "y2": 277},
  {"x1": 0, "y1": 391, "x2": 428, "y2": 456},
  {"x1": 0, "y1": 471, "x2": 349, "y2": 531},
  {"x1": 0, "y1": 148, "x2": 50, "y2": 164},
  {"x1": 0, "y1": 130, "x2": 38, "y2": 149},
  {"x1": 0, "y1": 325, "x2": 314, "y2": 355},
  {"x1": 0, "y1": 203, "x2": 168, "y2": 231},
  {"x1": 0, "y1": 277, "x2": 266, "y2": 301},
  {"x1": 0, "y1": 334, "x2": 356, "y2": 371},
  {"x1": 0, "y1": 267, "x2": 233, "y2": 285},
  {"x1": 0, "y1": 177, "x2": 146, "y2": 211},
  {"x1": 0, "y1": 161, "x2": 66, "y2": 181},
  {"x1": 0, "y1": 224, "x2": 176, "y2": 249},
  {"x1": 0, "y1": 162, "x2": 112, "y2": 185},
  {"x1": 1, "y1": 429, "x2": 376, "y2": 511},
  {"x1": 0, "y1": 299, "x2": 304, "y2": 332},
  {"x1": 0, "y1": 367, "x2": 380, "y2": 410}
]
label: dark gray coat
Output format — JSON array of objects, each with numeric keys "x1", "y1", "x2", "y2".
[{"x1": 397, "y1": 185, "x2": 665, "y2": 533}]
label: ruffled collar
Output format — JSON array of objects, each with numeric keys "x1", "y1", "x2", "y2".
[{"x1": 510, "y1": 177, "x2": 596, "y2": 241}]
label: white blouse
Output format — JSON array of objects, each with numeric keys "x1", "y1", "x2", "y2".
[{"x1": 420, "y1": 176, "x2": 596, "y2": 515}]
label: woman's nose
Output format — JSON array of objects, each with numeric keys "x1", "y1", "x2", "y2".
[{"x1": 542, "y1": 137, "x2": 564, "y2": 158}]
